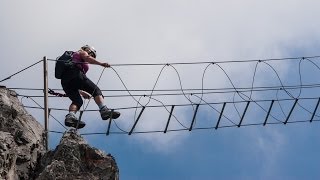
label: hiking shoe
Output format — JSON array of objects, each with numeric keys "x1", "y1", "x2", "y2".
[
  {"x1": 100, "y1": 106, "x2": 121, "y2": 120},
  {"x1": 65, "y1": 113, "x2": 86, "y2": 129}
]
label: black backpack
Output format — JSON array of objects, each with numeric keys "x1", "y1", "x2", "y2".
[{"x1": 55, "y1": 51, "x2": 75, "y2": 79}]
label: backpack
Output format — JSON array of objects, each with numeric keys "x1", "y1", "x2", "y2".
[{"x1": 55, "y1": 51, "x2": 75, "y2": 79}]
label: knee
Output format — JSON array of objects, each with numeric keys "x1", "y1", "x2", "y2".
[{"x1": 92, "y1": 89, "x2": 103, "y2": 97}]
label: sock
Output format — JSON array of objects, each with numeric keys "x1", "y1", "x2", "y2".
[
  {"x1": 68, "y1": 111, "x2": 76, "y2": 115},
  {"x1": 98, "y1": 104, "x2": 106, "y2": 110}
]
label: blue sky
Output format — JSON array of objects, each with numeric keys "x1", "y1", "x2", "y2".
[{"x1": 1, "y1": 0, "x2": 320, "y2": 179}]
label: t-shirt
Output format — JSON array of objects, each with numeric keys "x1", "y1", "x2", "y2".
[{"x1": 72, "y1": 51, "x2": 89, "y2": 74}]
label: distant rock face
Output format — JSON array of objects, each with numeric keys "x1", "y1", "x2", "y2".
[
  {"x1": 0, "y1": 86, "x2": 119, "y2": 180},
  {"x1": 0, "y1": 86, "x2": 46, "y2": 179},
  {"x1": 36, "y1": 130, "x2": 119, "y2": 180}
]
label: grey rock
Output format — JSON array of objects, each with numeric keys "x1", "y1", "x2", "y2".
[
  {"x1": 0, "y1": 87, "x2": 45, "y2": 180},
  {"x1": 36, "y1": 129, "x2": 119, "y2": 180},
  {"x1": 0, "y1": 87, "x2": 119, "y2": 180}
]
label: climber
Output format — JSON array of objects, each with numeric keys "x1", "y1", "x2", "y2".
[{"x1": 60, "y1": 45, "x2": 120, "y2": 129}]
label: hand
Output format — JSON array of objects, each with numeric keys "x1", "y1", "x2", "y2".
[{"x1": 100, "y1": 62, "x2": 110, "y2": 68}]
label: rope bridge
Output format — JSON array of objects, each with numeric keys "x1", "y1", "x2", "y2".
[{"x1": 2, "y1": 55, "x2": 320, "y2": 137}]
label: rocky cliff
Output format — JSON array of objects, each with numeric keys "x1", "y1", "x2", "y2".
[
  {"x1": 36, "y1": 129, "x2": 119, "y2": 180},
  {"x1": 0, "y1": 86, "x2": 119, "y2": 180},
  {"x1": 0, "y1": 86, "x2": 45, "y2": 179}
]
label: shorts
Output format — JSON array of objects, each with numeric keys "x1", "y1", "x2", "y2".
[{"x1": 61, "y1": 72, "x2": 103, "y2": 109}]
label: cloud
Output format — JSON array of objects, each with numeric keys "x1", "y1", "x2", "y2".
[{"x1": 1, "y1": 0, "x2": 320, "y2": 154}]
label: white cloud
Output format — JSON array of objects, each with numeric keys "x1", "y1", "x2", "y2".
[{"x1": 1, "y1": 0, "x2": 320, "y2": 156}]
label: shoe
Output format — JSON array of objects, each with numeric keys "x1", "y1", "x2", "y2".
[
  {"x1": 100, "y1": 106, "x2": 121, "y2": 120},
  {"x1": 65, "y1": 113, "x2": 86, "y2": 129}
]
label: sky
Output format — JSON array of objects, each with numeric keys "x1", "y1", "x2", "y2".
[{"x1": 1, "y1": 0, "x2": 320, "y2": 179}]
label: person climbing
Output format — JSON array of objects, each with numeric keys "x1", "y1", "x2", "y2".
[{"x1": 60, "y1": 45, "x2": 120, "y2": 129}]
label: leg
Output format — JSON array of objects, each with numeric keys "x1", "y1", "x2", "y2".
[
  {"x1": 94, "y1": 95, "x2": 104, "y2": 107},
  {"x1": 80, "y1": 76, "x2": 120, "y2": 120},
  {"x1": 65, "y1": 90, "x2": 83, "y2": 113},
  {"x1": 62, "y1": 79, "x2": 86, "y2": 128},
  {"x1": 62, "y1": 78, "x2": 84, "y2": 112},
  {"x1": 79, "y1": 76, "x2": 105, "y2": 108},
  {"x1": 69, "y1": 103, "x2": 79, "y2": 112}
]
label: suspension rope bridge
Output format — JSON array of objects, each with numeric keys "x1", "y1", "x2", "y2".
[{"x1": 1, "y1": 55, "x2": 320, "y2": 141}]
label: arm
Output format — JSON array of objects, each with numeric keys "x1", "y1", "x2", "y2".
[{"x1": 79, "y1": 50, "x2": 110, "y2": 68}]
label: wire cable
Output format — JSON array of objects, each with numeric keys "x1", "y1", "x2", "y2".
[
  {"x1": 0, "y1": 60, "x2": 43, "y2": 83},
  {"x1": 19, "y1": 94, "x2": 67, "y2": 130}
]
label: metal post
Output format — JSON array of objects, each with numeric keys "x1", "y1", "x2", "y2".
[
  {"x1": 310, "y1": 98, "x2": 320, "y2": 122},
  {"x1": 189, "y1": 104, "x2": 200, "y2": 131},
  {"x1": 129, "y1": 106, "x2": 146, "y2": 135},
  {"x1": 264, "y1": 100, "x2": 274, "y2": 126},
  {"x1": 76, "y1": 111, "x2": 84, "y2": 130},
  {"x1": 238, "y1": 101, "x2": 250, "y2": 127},
  {"x1": 284, "y1": 99, "x2": 298, "y2": 125},
  {"x1": 106, "y1": 110, "x2": 114, "y2": 135},
  {"x1": 215, "y1": 102, "x2": 226, "y2": 130},
  {"x1": 164, "y1": 105, "x2": 175, "y2": 133},
  {"x1": 43, "y1": 56, "x2": 49, "y2": 151}
]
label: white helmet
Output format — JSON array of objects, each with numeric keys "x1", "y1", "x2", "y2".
[{"x1": 81, "y1": 45, "x2": 97, "y2": 58}]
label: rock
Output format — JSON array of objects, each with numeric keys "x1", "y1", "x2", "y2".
[
  {"x1": 36, "y1": 129, "x2": 119, "y2": 180},
  {"x1": 0, "y1": 131, "x2": 19, "y2": 180},
  {"x1": 0, "y1": 87, "x2": 46, "y2": 180},
  {"x1": 0, "y1": 87, "x2": 119, "y2": 180}
]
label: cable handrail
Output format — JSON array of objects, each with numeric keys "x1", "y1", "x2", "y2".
[{"x1": 46, "y1": 55, "x2": 320, "y2": 66}]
